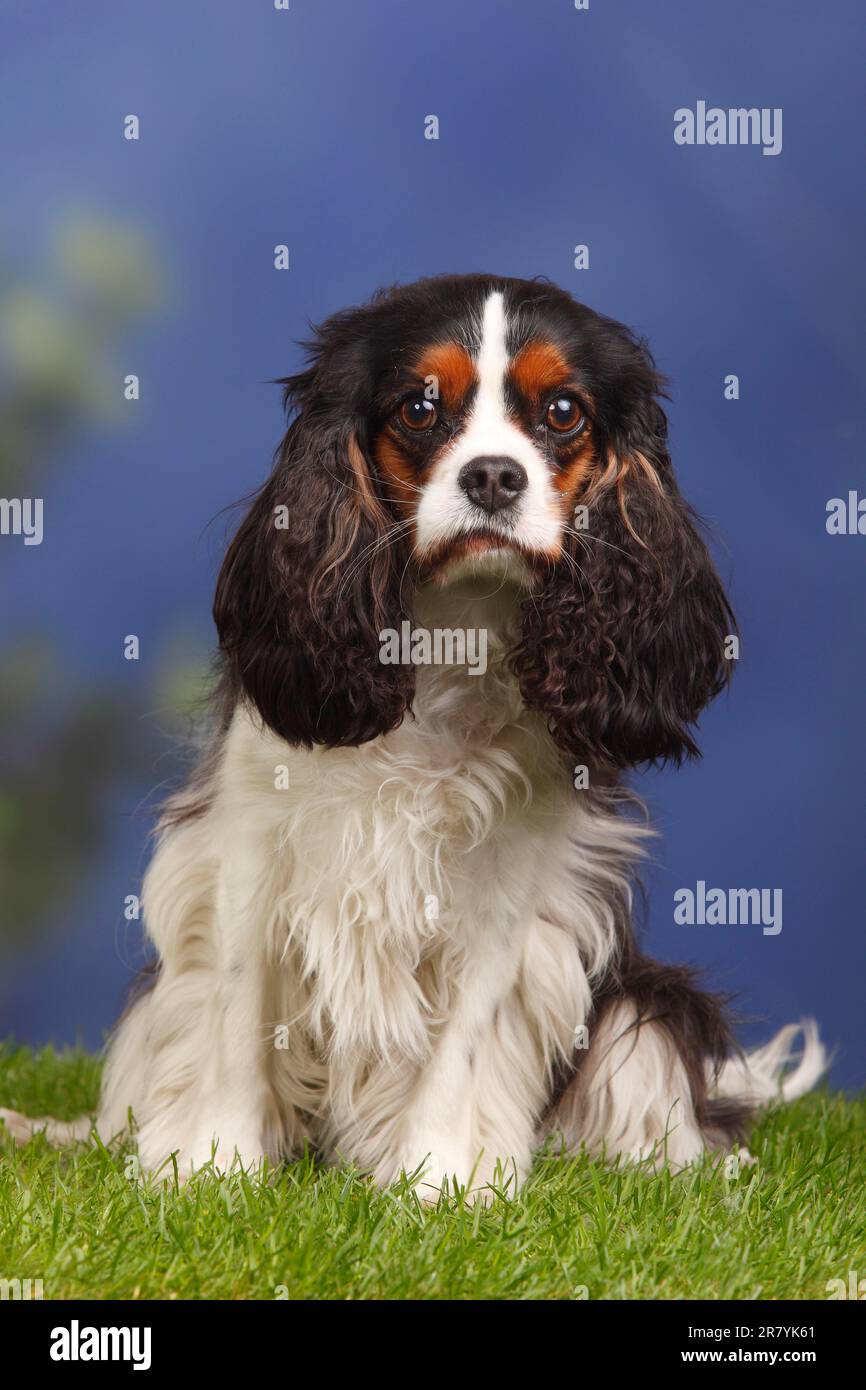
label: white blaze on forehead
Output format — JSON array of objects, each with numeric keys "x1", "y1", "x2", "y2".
[
  {"x1": 414, "y1": 288, "x2": 562, "y2": 558},
  {"x1": 474, "y1": 290, "x2": 509, "y2": 420}
]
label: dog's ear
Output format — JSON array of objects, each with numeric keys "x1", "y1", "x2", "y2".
[
  {"x1": 513, "y1": 350, "x2": 735, "y2": 770},
  {"x1": 213, "y1": 374, "x2": 414, "y2": 748}
]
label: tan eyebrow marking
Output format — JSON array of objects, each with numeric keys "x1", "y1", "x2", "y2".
[
  {"x1": 508, "y1": 339, "x2": 572, "y2": 404},
  {"x1": 413, "y1": 341, "x2": 476, "y2": 409}
]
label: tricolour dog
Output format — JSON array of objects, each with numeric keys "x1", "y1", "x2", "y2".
[{"x1": 2, "y1": 275, "x2": 825, "y2": 1197}]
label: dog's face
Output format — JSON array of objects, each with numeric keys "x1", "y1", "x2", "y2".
[
  {"x1": 215, "y1": 275, "x2": 734, "y2": 764},
  {"x1": 371, "y1": 286, "x2": 598, "y2": 577}
]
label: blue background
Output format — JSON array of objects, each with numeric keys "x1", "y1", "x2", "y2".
[{"x1": 0, "y1": 0, "x2": 863, "y2": 1087}]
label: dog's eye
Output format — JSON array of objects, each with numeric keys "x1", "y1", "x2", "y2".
[
  {"x1": 546, "y1": 395, "x2": 585, "y2": 434},
  {"x1": 399, "y1": 396, "x2": 438, "y2": 432}
]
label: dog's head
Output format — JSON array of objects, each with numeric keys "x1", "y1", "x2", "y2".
[{"x1": 214, "y1": 274, "x2": 734, "y2": 765}]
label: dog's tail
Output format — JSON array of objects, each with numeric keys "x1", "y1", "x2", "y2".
[
  {"x1": 712, "y1": 1018, "x2": 828, "y2": 1108},
  {"x1": 0, "y1": 1108, "x2": 93, "y2": 1147}
]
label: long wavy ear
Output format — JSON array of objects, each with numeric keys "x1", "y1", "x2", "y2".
[
  {"x1": 513, "y1": 379, "x2": 735, "y2": 770},
  {"x1": 213, "y1": 393, "x2": 414, "y2": 748}
]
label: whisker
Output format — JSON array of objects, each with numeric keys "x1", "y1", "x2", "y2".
[
  {"x1": 563, "y1": 525, "x2": 631, "y2": 562},
  {"x1": 335, "y1": 518, "x2": 416, "y2": 606}
]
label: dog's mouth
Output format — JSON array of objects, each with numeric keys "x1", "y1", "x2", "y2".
[
  {"x1": 416, "y1": 530, "x2": 549, "y2": 585},
  {"x1": 419, "y1": 529, "x2": 510, "y2": 565}
]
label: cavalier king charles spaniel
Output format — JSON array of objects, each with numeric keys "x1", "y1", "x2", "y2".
[{"x1": 2, "y1": 274, "x2": 825, "y2": 1196}]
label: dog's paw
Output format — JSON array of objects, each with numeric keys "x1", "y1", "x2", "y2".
[
  {"x1": 0, "y1": 1107, "x2": 37, "y2": 1144},
  {"x1": 391, "y1": 1139, "x2": 521, "y2": 1205},
  {"x1": 139, "y1": 1130, "x2": 267, "y2": 1184}
]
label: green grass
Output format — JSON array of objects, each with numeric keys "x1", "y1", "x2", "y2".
[{"x1": 0, "y1": 1043, "x2": 863, "y2": 1301}]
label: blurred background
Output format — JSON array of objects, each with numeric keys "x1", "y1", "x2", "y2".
[{"x1": 0, "y1": 0, "x2": 863, "y2": 1087}]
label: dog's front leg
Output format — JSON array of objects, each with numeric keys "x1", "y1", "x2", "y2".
[
  {"x1": 175, "y1": 955, "x2": 271, "y2": 1178},
  {"x1": 131, "y1": 823, "x2": 277, "y2": 1179},
  {"x1": 389, "y1": 918, "x2": 533, "y2": 1201}
]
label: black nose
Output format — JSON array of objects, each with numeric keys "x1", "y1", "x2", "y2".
[{"x1": 458, "y1": 456, "x2": 528, "y2": 515}]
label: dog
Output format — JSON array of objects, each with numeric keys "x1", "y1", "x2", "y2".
[{"x1": 1, "y1": 274, "x2": 825, "y2": 1197}]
